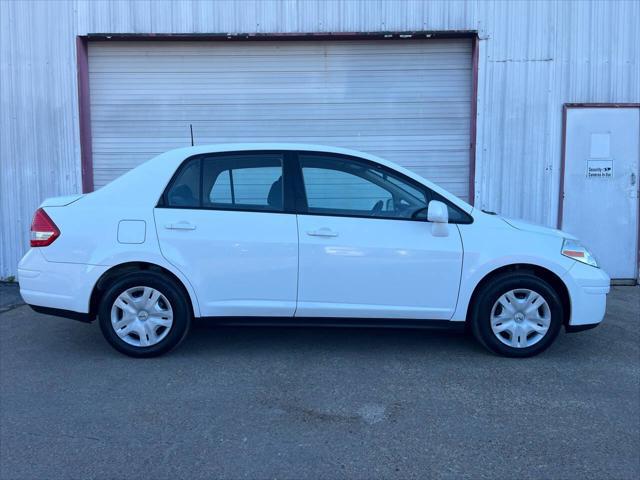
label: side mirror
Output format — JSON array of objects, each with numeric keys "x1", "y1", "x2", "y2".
[{"x1": 427, "y1": 200, "x2": 449, "y2": 237}]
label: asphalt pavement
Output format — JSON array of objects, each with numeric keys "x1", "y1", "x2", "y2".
[{"x1": 0, "y1": 284, "x2": 638, "y2": 479}]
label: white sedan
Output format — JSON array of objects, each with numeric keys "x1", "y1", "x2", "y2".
[{"x1": 18, "y1": 144, "x2": 610, "y2": 357}]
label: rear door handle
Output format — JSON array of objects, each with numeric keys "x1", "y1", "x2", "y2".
[
  {"x1": 165, "y1": 221, "x2": 196, "y2": 230},
  {"x1": 307, "y1": 228, "x2": 338, "y2": 237}
]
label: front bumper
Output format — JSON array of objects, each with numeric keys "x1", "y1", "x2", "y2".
[
  {"x1": 562, "y1": 260, "x2": 611, "y2": 330},
  {"x1": 18, "y1": 248, "x2": 108, "y2": 316}
]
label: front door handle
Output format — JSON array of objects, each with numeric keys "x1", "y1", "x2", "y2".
[
  {"x1": 165, "y1": 221, "x2": 197, "y2": 230},
  {"x1": 307, "y1": 228, "x2": 338, "y2": 237}
]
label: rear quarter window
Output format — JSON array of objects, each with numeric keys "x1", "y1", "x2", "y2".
[{"x1": 165, "y1": 159, "x2": 201, "y2": 207}]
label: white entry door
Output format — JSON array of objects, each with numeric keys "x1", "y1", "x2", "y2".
[{"x1": 561, "y1": 107, "x2": 640, "y2": 280}]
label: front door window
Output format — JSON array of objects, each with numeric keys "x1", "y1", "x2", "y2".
[{"x1": 299, "y1": 153, "x2": 428, "y2": 219}]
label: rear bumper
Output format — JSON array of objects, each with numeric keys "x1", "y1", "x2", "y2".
[
  {"x1": 562, "y1": 261, "x2": 611, "y2": 330},
  {"x1": 18, "y1": 248, "x2": 108, "y2": 316}
]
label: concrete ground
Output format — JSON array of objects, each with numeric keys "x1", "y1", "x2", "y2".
[
  {"x1": 0, "y1": 285, "x2": 638, "y2": 480},
  {"x1": 0, "y1": 283, "x2": 22, "y2": 313}
]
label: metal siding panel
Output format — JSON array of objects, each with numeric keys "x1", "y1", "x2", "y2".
[
  {"x1": 0, "y1": 0, "x2": 81, "y2": 278},
  {"x1": 2, "y1": 0, "x2": 639, "y2": 278},
  {"x1": 474, "y1": 0, "x2": 639, "y2": 228}
]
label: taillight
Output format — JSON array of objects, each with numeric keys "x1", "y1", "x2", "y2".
[{"x1": 30, "y1": 208, "x2": 60, "y2": 247}]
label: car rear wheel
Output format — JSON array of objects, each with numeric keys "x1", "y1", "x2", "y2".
[
  {"x1": 471, "y1": 272, "x2": 563, "y2": 357},
  {"x1": 98, "y1": 271, "x2": 191, "y2": 357}
]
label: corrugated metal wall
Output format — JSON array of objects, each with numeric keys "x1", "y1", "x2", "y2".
[{"x1": 1, "y1": 0, "x2": 639, "y2": 278}]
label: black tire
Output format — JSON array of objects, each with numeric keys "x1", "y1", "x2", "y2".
[
  {"x1": 470, "y1": 272, "x2": 563, "y2": 357},
  {"x1": 98, "y1": 271, "x2": 192, "y2": 358}
]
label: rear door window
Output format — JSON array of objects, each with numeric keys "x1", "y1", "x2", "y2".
[{"x1": 202, "y1": 154, "x2": 284, "y2": 212}]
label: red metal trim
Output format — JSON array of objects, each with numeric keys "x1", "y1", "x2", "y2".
[
  {"x1": 557, "y1": 104, "x2": 568, "y2": 229},
  {"x1": 87, "y1": 31, "x2": 477, "y2": 42},
  {"x1": 76, "y1": 36, "x2": 94, "y2": 193},
  {"x1": 563, "y1": 103, "x2": 640, "y2": 109},
  {"x1": 468, "y1": 34, "x2": 479, "y2": 205}
]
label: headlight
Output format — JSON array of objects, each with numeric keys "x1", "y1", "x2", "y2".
[{"x1": 561, "y1": 238, "x2": 598, "y2": 268}]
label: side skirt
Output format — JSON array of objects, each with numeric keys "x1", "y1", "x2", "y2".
[{"x1": 197, "y1": 316, "x2": 467, "y2": 331}]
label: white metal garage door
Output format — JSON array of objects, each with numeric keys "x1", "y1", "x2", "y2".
[{"x1": 88, "y1": 39, "x2": 472, "y2": 199}]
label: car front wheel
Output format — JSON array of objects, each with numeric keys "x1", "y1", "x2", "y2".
[
  {"x1": 471, "y1": 272, "x2": 563, "y2": 357},
  {"x1": 98, "y1": 271, "x2": 191, "y2": 357}
]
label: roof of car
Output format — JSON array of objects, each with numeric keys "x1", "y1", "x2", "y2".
[{"x1": 161, "y1": 143, "x2": 384, "y2": 160}]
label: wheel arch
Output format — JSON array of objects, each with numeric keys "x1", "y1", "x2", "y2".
[
  {"x1": 88, "y1": 261, "x2": 199, "y2": 320},
  {"x1": 464, "y1": 263, "x2": 571, "y2": 326}
]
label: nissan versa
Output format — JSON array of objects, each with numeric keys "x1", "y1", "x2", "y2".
[{"x1": 18, "y1": 144, "x2": 610, "y2": 357}]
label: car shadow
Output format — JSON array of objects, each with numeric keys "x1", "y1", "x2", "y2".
[
  {"x1": 175, "y1": 318, "x2": 485, "y2": 358},
  {"x1": 9, "y1": 308, "x2": 591, "y2": 361}
]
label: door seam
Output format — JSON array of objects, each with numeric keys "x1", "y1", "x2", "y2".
[{"x1": 293, "y1": 214, "x2": 300, "y2": 317}]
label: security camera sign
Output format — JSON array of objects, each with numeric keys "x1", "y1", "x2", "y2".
[{"x1": 587, "y1": 159, "x2": 613, "y2": 178}]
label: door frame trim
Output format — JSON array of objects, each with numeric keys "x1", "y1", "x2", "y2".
[
  {"x1": 76, "y1": 36, "x2": 94, "y2": 193},
  {"x1": 75, "y1": 31, "x2": 479, "y2": 203},
  {"x1": 558, "y1": 103, "x2": 640, "y2": 281}
]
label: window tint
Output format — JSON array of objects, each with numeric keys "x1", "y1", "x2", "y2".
[
  {"x1": 303, "y1": 167, "x2": 393, "y2": 211},
  {"x1": 166, "y1": 159, "x2": 201, "y2": 207},
  {"x1": 386, "y1": 175, "x2": 425, "y2": 203},
  {"x1": 299, "y1": 154, "x2": 427, "y2": 219},
  {"x1": 203, "y1": 154, "x2": 284, "y2": 211},
  {"x1": 209, "y1": 170, "x2": 232, "y2": 203}
]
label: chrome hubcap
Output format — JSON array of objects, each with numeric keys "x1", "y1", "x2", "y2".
[
  {"x1": 490, "y1": 288, "x2": 551, "y2": 349},
  {"x1": 110, "y1": 286, "x2": 173, "y2": 347}
]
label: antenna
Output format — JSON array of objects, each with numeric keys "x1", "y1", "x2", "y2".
[{"x1": 189, "y1": 124, "x2": 194, "y2": 146}]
